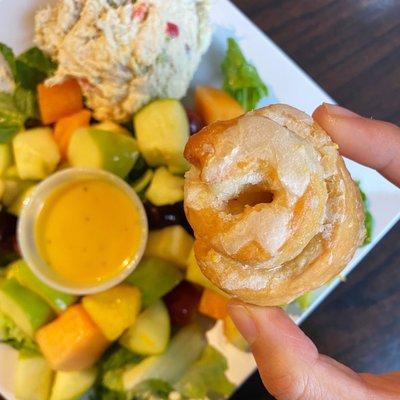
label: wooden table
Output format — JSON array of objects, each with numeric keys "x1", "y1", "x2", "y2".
[{"x1": 230, "y1": 1, "x2": 400, "y2": 399}]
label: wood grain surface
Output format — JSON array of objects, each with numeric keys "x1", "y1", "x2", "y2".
[{"x1": 230, "y1": 0, "x2": 400, "y2": 399}]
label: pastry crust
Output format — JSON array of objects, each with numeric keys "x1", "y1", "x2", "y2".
[{"x1": 184, "y1": 104, "x2": 365, "y2": 306}]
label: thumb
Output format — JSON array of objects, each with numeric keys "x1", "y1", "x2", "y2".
[{"x1": 228, "y1": 302, "x2": 371, "y2": 400}]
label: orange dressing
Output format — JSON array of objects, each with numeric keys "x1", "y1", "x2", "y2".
[{"x1": 35, "y1": 179, "x2": 142, "y2": 286}]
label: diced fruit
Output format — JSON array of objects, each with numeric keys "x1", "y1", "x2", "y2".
[
  {"x1": 223, "y1": 316, "x2": 249, "y2": 351},
  {"x1": 7, "y1": 184, "x2": 36, "y2": 216},
  {"x1": 36, "y1": 304, "x2": 109, "y2": 371},
  {"x1": 120, "y1": 300, "x2": 170, "y2": 355},
  {"x1": 9, "y1": 260, "x2": 77, "y2": 314},
  {"x1": 0, "y1": 278, "x2": 53, "y2": 337},
  {"x1": 186, "y1": 247, "x2": 226, "y2": 296},
  {"x1": 82, "y1": 284, "x2": 141, "y2": 341},
  {"x1": 131, "y1": 169, "x2": 154, "y2": 194},
  {"x1": 93, "y1": 121, "x2": 132, "y2": 136},
  {"x1": 123, "y1": 323, "x2": 206, "y2": 390},
  {"x1": 186, "y1": 109, "x2": 205, "y2": 135},
  {"x1": 145, "y1": 225, "x2": 193, "y2": 268},
  {"x1": 4, "y1": 165, "x2": 18, "y2": 179},
  {"x1": 199, "y1": 288, "x2": 229, "y2": 320},
  {"x1": 144, "y1": 201, "x2": 192, "y2": 233},
  {"x1": 164, "y1": 281, "x2": 202, "y2": 326},
  {"x1": 0, "y1": 144, "x2": 12, "y2": 176},
  {"x1": 50, "y1": 367, "x2": 97, "y2": 400},
  {"x1": 15, "y1": 353, "x2": 54, "y2": 400},
  {"x1": 54, "y1": 110, "x2": 91, "y2": 158},
  {"x1": 145, "y1": 167, "x2": 184, "y2": 206},
  {"x1": 125, "y1": 257, "x2": 182, "y2": 308},
  {"x1": 4, "y1": 166, "x2": 17, "y2": 179},
  {"x1": 2, "y1": 178, "x2": 34, "y2": 207},
  {"x1": 134, "y1": 99, "x2": 190, "y2": 174},
  {"x1": 13, "y1": 128, "x2": 60, "y2": 180},
  {"x1": 38, "y1": 79, "x2": 83, "y2": 125},
  {"x1": 195, "y1": 86, "x2": 244, "y2": 125},
  {"x1": 68, "y1": 128, "x2": 139, "y2": 178}
]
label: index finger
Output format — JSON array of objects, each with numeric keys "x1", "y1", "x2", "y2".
[{"x1": 312, "y1": 104, "x2": 400, "y2": 187}]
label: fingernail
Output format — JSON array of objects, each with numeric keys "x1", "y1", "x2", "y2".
[
  {"x1": 322, "y1": 103, "x2": 360, "y2": 118},
  {"x1": 228, "y1": 303, "x2": 258, "y2": 344}
]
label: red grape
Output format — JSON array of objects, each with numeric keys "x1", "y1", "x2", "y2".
[
  {"x1": 186, "y1": 109, "x2": 204, "y2": 135},
  {"x1": 164, "y1": 281, "x2": 202, "y2": 326}
]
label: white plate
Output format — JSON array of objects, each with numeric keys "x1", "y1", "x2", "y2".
[{"x1": 0, "y1": 1, "x2": 399, "y2": 399}]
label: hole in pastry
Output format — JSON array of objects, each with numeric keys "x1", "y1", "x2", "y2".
[{"x1": 227, "y1": 185, "x2": 274, "y2": 215}]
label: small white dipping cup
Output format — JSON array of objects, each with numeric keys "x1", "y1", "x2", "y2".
[{"x1": 18, "y1": 167, "x2": 148, "y2": 295}]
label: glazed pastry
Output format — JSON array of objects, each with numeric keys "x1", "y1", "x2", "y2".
[{"x1": 184, "y1": 104, "x2": 365, "y2": 306}]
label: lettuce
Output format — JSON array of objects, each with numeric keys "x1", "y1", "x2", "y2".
[
  {"x1": 0, "y1": 42, "x2": 56, "y2": 142},
  {"x1": 175, "y1": 345, "x2": 235, "y2": 399},
  {"x1": 357, "y1": 182, "x2": 373, "y2": 245},
  {"x1": 295, "y1": 292, "x2": 313, "y2": 311},
  {"x1": 221, "y1": 38, "x2": 268, "y2": 111},
  {"x1": 0, "y1": 311, "x2": 39, "y2": 354}
]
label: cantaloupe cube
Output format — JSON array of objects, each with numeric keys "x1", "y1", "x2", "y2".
[
  {"x1": 195, "y1": 86, "x2": 244, "y2": 125},
  {"x1": 82, "y1": 284, "x2": 141, "y2": 341},
  {"x1": 36, "y1": 304, "x2": 109, "y2": 371},
  {"x1": 38, "y1": 79, "x2": 83, "y2": 125},
  {"x1": 54, "y1": 109, "x2": 91, "y2": 158},
  {"x1": 198, "y1": 288, "x2": 229, "y2": 320}
]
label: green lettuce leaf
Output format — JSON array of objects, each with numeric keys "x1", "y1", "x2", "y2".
[
  {"x1": 15, "y1": 47, "x2": 56, "y2": 90},
  {"x1": 0, "y1": 311, "x2": 39, "y2": 354},
  {"x1": 0, "y1": 43, "x2": 17, "y2": 81},
  {"x1": 0, "y1": 43, "x2": 55, "y2": 142},
  {"x1": 295, "y1": 291, "x2": 313, "y2": 311},
  {"x1": 175, "y1": 345, "x2": 235, "y2": 399},
  {"x1": 357, "y1": 182, "x2": 373, "y2": 245},
  {"x1": 0, "y1": 92, "x2": 26, "y2": 143},
  {"x1": 101, "y1": 346, "x2": 142, "y2": 392},
  {"x1": 221, "y1": 38, "x2": 268, "y2": 111}
]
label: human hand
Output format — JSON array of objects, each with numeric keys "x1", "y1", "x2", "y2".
[{"x1": 228, "y1": 103, "x2": 400, "y2": 400}]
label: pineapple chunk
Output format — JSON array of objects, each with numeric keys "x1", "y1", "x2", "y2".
[{"x1": 82, "y1": 284, "x2": 141, "y2": 340}]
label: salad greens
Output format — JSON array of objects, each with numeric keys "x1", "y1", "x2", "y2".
[
  {"x1": 176, "y1": 345, "x2": 235, "y2": 399},
  {"x1": 357, "y1": 182, "x2": 373, "y2": 245},
  {"x1": 0, "y1": 311, "x2": 39, "y2": 354},
  {"x1": 0, "y1": 43, "x2": 55, "y2": 143},
  {"x1": 221, "y1": 38, "x2": 268, "y2": 111}
]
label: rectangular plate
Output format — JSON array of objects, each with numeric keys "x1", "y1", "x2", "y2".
[{"x1": 0, "y1": 0, "x2": 399, "y2": 398}]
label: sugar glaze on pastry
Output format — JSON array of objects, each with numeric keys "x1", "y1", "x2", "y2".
[{"x1": 184, "y1": 104, "x2": 365, "y2": 306}]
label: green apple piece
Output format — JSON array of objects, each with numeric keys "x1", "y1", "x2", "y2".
[
  {"x1": 145, "y1": 225, "x2": 194, "y2": 269},
  {"x1": 120, "y1": 300, "x2": 170, "y2": 355},
  {"x1": 131, "y1": 169, "x2": 154, "y2": 194},
  {"x1": 9, "y1": 260, "x2": 77, "y2": 314},
  {"x1": 93, "y1": 121, "x2": 132, "y2": 137},
  {"x1": 145, "y1": 167, "x2": 184, "y2": 206},
  {"x1": 7, "y1": 184, "x2": 36, "y2": 216},
  {"x1": 15, "y1": 353, "x2": 54, "y2": 400},
  {"x1": 2, "y1": 178, "x2": 34, "y2": 207},
  {"x1": 134, "y1": 99, "x2": 190, "y2": 174},
  {"x1": 68, "y1": 128, "x2": 139, "y2": 178},
  {"x1": 186, "y1": 247, "x2": 226, "y2": 296},
  {"x1": 123, "y1": 323, "x2": 206, "y2": 391},
  {"x1": 0, "y1": 279, "x2": 54, "y2": 337},
  {"x1": 50, "y1": 367, "x2": 97, "y2": 400},
  {"x1": 125, "y1": 257, "x2": 182, "y2": 308},
  {"x1": 0, "y1": 144, "x2": 12, "y2": 176},
  {"x1": 13, "y1": 128, "x2": 60, "y2": 180}
]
